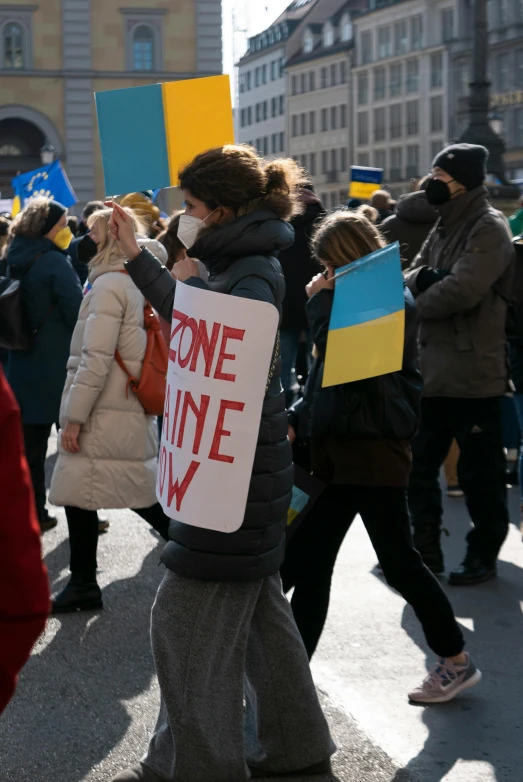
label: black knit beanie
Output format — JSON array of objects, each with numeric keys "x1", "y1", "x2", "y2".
[
  {"x1": 432, "y1": 144, "x2": 488, "y2": 191},
  {"x1": 41, "y1": 200, "x2": 66, "y2": 235}
]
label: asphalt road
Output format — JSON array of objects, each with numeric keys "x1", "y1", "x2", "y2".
[{"x1": 1, "y1": 435, "x2": 522, "y2": 782}]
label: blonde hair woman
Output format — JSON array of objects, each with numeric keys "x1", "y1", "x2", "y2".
[
  {"x1": 283, "y1": 210, "x2": 481, "y2": 704},
  {"x1": 49, "y1": 209, "x2": 171, "y2": 614}
]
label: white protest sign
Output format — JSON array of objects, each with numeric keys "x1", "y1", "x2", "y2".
[{"x1": 157, "y1": 282, "x2": 279, "y2": 533}]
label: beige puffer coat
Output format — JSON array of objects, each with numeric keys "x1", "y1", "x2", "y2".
[{"x1": 49, "y1": 240, "x2": 167, "y2": 511}]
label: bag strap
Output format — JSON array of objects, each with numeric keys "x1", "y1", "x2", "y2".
[{"x1": 265, "y1": 330, "x2": 280, "y2": 396}]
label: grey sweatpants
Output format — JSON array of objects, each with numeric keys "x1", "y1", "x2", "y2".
[{"x1": 143, "y1": 571, "x2": 335, "y2": 782}]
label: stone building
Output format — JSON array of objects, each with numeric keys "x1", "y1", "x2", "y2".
[{"x1": 0, "y1": 0, "x2": 222, "y2": 206}]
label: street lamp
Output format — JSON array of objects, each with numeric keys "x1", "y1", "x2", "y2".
[
  {"x1": 40, "y1": 141, "x2": 55, "y2": 165},
  {"x1": 488, "y1": 109, "x2": 503, "y2": 137}
]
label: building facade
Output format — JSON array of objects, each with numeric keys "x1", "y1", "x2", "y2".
[
  {"x1": 236, "y1": 0, "x2": 317, "y2": 159},
  {"x1": 0, "y1": 0, "x2": 222, "y2": 205},
  {"x1": 285, "y1": 0, "x2": 366, "y2": 209},
  {"x1": 449, "y1": 0, "x2": 523, "y2": 180},
  {"x1": 352, "y1": 0, "x2": 456, "y2": 193}
]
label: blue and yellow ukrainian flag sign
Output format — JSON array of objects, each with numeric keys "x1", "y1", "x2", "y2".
[
  {"x1": 323, "y1": 243, "x2": 405, "y2": 388},
  {"x1": 349, "y1": 165, "x2": 384, "y2": 200}
]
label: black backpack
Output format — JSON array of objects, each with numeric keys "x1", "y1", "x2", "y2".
[
  {"x1": 493, "y1": 238, "x2": 523, "y2": 341},
  {"x1": 0, "y1": 252, "x2": 49, "y2": 351}
]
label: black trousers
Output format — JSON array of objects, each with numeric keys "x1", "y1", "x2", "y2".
[
  {"x1": 280, "y1": 484, "x2": 464, "y2": 660},
  {"x1": 65, "y1": 504, "x2": 171, "y2": 579},
  {"x1": 409, "y1": 397, "x2": 509, "y2": 565},
  {"x1": 22, "y1": 423, "x2": 53, "y2": 525}
]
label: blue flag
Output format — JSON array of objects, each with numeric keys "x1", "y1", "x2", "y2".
[{"x1": 11, "y1": 160, "x2": 77, "y2": 215}]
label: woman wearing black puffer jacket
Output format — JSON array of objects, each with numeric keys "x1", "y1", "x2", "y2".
[
  {"x1": 283, "y1": 210, "x2": 481, "y2": 706},
  {"x1": 105, "y1": 145, "x2": 335, "y2": 782}
]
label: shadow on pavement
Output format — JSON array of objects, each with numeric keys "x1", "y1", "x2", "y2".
[{"x1": 1, "y1": 536, "x2": 163, "y2": 782}]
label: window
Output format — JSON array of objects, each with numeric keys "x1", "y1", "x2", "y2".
[
  {"x1": 271, "y1": 133, "x2": 278, "y2": 154},
  {"x1": 358, "y1": 152, "x2": 370, "y2": 167},
  {"x1": 330, "y1": 149, "x2": 338, "y2": 172},
  {"x1": 407, "y1": 100, "x2": 419, "y2": 135},
  {"x1": 358, "y1": 72, "x2": 369, "y2": 104},
  {"x1": 291, "y1": 75, "x2": 298, "y2": 95},
  {"x1": 321, "y1": 108, "x2": 328, "y2": 132},
  {"x1": 240, "y1": 109, "x2": 246, "y2": 128},
  {"x1": 279, "y1": 131, "x2": 285, "y2": 153},
  {"x1": 340, "y1": 60, "x2": 347, "y2": 84},
  {"x1": 309, "y1": 71, "x2": 316, "y2": 91},
  {"x1": 497, "y1": 54, "x2": 509, "y2": 91},
  {"x1": 262, "y1": 64, "x2": 268, "y2": 84},
  {"x1": 247, "y1": 106, "x2": 252, "y2": 125},
  {"x1": 322, "y1": 151, "x2": 328, "y2": 174},
  {"x1": 517, "y1": 0, "x2": 523, "y2": 21},
  {"x1": 431, "y1": 95, "x2": 443, "y2": 132},
  {"x1": 263, "y1": 136, "x2": 269, "y2": 156},
  {"x1": 358, "y1": 112, "x2": 369, "y2": 145},
  {"x1": 378, "y1": 26, "x2": 391, "y2": 59},
  {"x1": 374, "y1": 67, "x2": 386, "y2": 100},
  {"x1": 341, "y1": 14, "x2": 352, "y2": 42},
  {"x1": 263, "y1": 101, "x2": 268, "y2": 121},
  {"x1": 516, "y1": 109, "x2": 523, "y2": 140},
  {"x1": 407, "y1": 145, "x2": 420, "y2": 178},
  {"x1": 431, "y1": 53, "x2": 443, "y2": 89},
  {"x1": 330, "y1": 192, "x2": 338, "y2": 209},
  {"x1": 309, "y1": 111, "x2": 316, "y2": 133},
  {"x1": 256, "y1": 103, "x2": 261, "y2": 123},
  {"x1": 321, "y1": 67, "x2": 328, "y2": 88},
  {"x1": 304, "y1": 29, "x2": 314, "y2": 53},
  {"x1": 271, "y1": 97, "x2": 277, "y2": 118},
  {"x1": 340, "y1": 104, "x2": 347, "y2": 128},
  {"x1": 517, "y1": 50, "x2": 523, "y2": 87},
  {"x1": 442, "y1": 9, "x2": 454, "y2": 43},
  {"x1": 390, "y1": 63, "x2": 402, "y2": 97},
  {"x1": 300, "y1": 154, "x2": 307, "y2": 169},
  {"x1": 390, "y1": 147, "x2": 403, "y2": 180},
  {"x1": 292, "y1": 115, "x2": 298, "y2": 137},
  {"x1": 279, "y1": 57, "x2": 285, "y2": 77},
  {"x1": 411, "y1": 16, "x2": 423, "y2": 51},
  {"x1": 132, "y1": 25, "x2": 155, "y2": 71},
  {"x1": 331, "y1": 64, "x2": 338, "y2": 86},
  {"x1": 240, "y1": 75, "x2": 245, "y2": 94},
  {"x1": 324, "y1": 23, "x2": 334, "y2": 47},
  {"x1": 309, "y1": 152, "x2": 316, "y2": 176},
  {"x1": 271, "y1": 60, "x2": 277, "y2": 80},
  {"x1": 340, "y1": 148, "x2": 347, "y2": 171},
  {"x1": 395, "y1": 20, "x2": 408, "y2": 55},
  {"x1": 301, "y1": 73, "x2": 307, "y2": 93},
  {"x1": 331, "y1": 106, "x2": 338, "y2": 130},
  {"x1": 300, "y1": 113, "x2": 307, "y2": 135},
  {"x1": 375, "y1": 149, "x2": 386, "y2": 174},
  {"x1": 374, "y1": 107, "x2": 386, "y2": 141},
  {"x1": 255, "y1": 67, "x2": 261, "y2": 87},
  {"x1": 406, "y1": 59, "x2": 420, "y2": 93},
  {"x1": 279, "y1": 95, "x2": 284, "y2": 115},
  {"x1": 500, "y1": 0, "x2": 509, "y2": 25},
  {"x1": 246, "y1": 71, "x2": 251, "y2": 90},
  {"x1": 390, "y1": 104, "x2": 402, "y2": 138},
  {"x1": 456, "y1": 60, "x2": 469, "y2": 96},
  {"x1": 361, "y1": 31, "x2": 372, "y2": 65},
  {"x1": 431, "y1": 140, "x2": 443, "y2": 160}
]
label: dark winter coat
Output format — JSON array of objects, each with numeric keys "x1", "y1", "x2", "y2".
[
  {"x1": 380, "y1": 191, "x2": 438, "y2": 268},
  {"x1": 5, "y1": 235, "x2": 83, "y2": 424},
  {"x1": 404, "y1": 186, "x2": 514, "y2": 398},
  {"x1": 67, "y1": 236, "x2": 89, "y2": 285},
  {"x1": 289, "y1": 287, "x2": 422, "y2": 443},
  {"x1": 279, "y1": 202, "x2": 324, "y2": 330},
  {"x1": 124, "y1": 210, "x2": 295, "y2": 582}
]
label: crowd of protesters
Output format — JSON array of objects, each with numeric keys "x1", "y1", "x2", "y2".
[{"x1": 1, "y1": 141, "x2": 522, "y2": 780}]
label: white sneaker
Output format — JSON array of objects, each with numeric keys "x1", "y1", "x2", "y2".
[{"x1": 409, "y1": 653, "x2": 482, "y2": 704}]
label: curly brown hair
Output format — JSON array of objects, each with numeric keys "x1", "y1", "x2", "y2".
[
  {"x1": 312, "y1": 210, "x2": 385, "y2": 270},
  {"x1": 10, "y1": 197, "x2": 51, "y2": 238},
  {"x1": 179, "y1": 145, "x2": 304, "y2": 221}
]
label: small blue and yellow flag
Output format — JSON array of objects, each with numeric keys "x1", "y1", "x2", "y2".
[
  {"x1": 323, "y1": 243, "x2": 405, "y2": 388},
  {"x1": 349, "y1": 165, "x2": 384, "y2": 200}
]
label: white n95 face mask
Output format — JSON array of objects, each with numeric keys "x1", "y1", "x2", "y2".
[{"x1": 177, "y1": 215, "x2": 204, "y2": 249}]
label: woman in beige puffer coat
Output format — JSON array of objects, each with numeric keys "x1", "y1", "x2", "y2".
[{"x1": 49, "y1": 208, "x2": 171, "y2": 614}]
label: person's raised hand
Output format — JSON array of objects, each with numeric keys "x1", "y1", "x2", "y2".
[
  {"x1": 306, "y1": 272, "x2": 334, "y2": 299},
  {"x1": 104, "y1": 201, "x2": 141, "y2": 261},
  {"x1": 173, "y1": 255, "x2": 201, "y2": 282}
]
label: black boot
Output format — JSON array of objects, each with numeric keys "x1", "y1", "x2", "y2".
[
  {"x1": 449, "y1": 558, "x2": 497, "y2": 586},
  {"x1": 249, "y1": 759, "x2": 332, "y2": 778},
  {"x1": 52, "y1": 574, "x2": 103, "y2": 614},
  {"x1": 413, "y1": 524, "x2": 447, "y2": 576},
  {"x1": 39, "y1": 508, "x2": 58, "y2": 533}
]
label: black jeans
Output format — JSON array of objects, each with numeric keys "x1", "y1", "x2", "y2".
[
  {"x1": 280, "y1": 484, "x2": 464, "y2": 660},
  {"x1": 409, "y1": 397, "x2": 509, "y2": 565},
  {"x1": 65, "y1": 504, "x2": 171, "y2": 579},
  {"x1": 23, "y1": 423, "x2": 53, "y2": 524}
]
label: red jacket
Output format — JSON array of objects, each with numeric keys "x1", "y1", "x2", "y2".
[{"x1": 0, "y1": 367, "x2": 49, "y2": 714}]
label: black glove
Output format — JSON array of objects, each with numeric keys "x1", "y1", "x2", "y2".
[{"x1": 416, "y1": 267, "x2": 452, "y2": 293}]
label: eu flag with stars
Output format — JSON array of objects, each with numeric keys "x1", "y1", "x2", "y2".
[{"x1": 11, "y1": 160, "x2": 77, "y2": 216}]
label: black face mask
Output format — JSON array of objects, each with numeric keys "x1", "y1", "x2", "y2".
[{"x1": 425, "y1": 177, "x2": 454, "y2": 206}]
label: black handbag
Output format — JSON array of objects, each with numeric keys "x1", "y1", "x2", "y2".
[{"x1": 0, "y1": 252, "x2": 45, "y2": 351}]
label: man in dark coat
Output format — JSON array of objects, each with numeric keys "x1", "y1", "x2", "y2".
[
  {"x1": 279, "y1": 187, "x2": 324, "y2": 405},
  {"x1": 380, "y1": 186, "x2": 439, "y2": 268}
]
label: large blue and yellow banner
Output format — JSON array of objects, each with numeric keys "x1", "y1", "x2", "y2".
[
  {"x1": 323, "y1": 243, "x2": 404, "y2": 387},
  {"x1": 11, "y1": 160, "x2": 77, "y2": 216},
  {"x1": 95, "y1": 75, "x2": 234, "y2": 197},
  {"x1": 349, "y1": 165, "x2": 384, "y2": 200}
]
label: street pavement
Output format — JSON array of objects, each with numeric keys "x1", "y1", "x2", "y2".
[{"x1": 1, "y1": 434, "x2": 522, "y2": 782}]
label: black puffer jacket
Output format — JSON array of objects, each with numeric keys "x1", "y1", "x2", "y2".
[
  {"x1": 289, "y1": 286, "x2": 422, "y2": 441},
  {"x1": 124, "y1": 210, "x2": 294, "y2": 581},
  {"x1": 380, "y1": 191, "x2": 438, "y2": 268}
]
